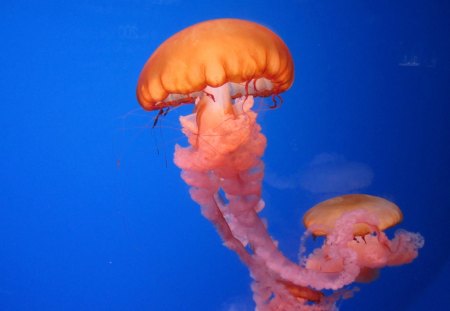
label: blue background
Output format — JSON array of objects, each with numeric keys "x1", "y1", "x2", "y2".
[{"x1": 1, "y1": 0, "x2": 449, "y2": 310}]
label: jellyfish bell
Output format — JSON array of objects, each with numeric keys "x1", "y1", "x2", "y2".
[
  {"x1": 277, "y1": 279, "x2": 324, "y2": 303},
  {"x1": 136, "y1": 18, "x2": 294, "y2": 140},
  {"x1": 136, "y1": 18, "x2": 293, "y2": 110},
  {"x1": 303, "y1": 194, "x2": 403, "y2": 237}
]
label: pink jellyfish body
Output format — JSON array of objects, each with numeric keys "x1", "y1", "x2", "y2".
[{"x1": 136, "y1": 19, "x2": 424, "y2": 310}]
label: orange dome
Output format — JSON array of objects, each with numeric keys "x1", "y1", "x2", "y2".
[
  {"x1": 136, "y1": 18, "x2": 294, "y2": 110},
  {"x1": 303, "y1": 194, "x2": 403, "y2": 236}
]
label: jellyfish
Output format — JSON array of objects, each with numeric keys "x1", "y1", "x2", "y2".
[
  {"x1": 136, "y1": 19, "x2": 423, "y2": 311},
  {"x1": 302, "y1": 194, "x2": 424, "y2": 284}
]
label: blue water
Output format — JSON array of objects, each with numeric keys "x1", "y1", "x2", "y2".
[{"x1": 1, "y1": 1, "x2": 449, "y2": 310}]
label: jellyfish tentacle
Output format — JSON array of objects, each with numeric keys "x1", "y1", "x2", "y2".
[{"x1": 174, "y1": 92, "x2": 365, "y2": 309}]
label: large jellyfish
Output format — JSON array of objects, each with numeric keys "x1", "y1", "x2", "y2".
[{"x1": 136, "y1": 19, "x2": 423, "y2": 311}]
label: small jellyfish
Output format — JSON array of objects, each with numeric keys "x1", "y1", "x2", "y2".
[
  {"x1": 136, "y1": 19, "x2": 423, "y2": 310},
  {"x1": 303, "y1": 194, "x2": 424, "y2": 284}
]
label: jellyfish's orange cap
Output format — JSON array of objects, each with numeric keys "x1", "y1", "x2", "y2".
[
  {"x1": 303, "y1": 194, "x2": 403, "y2": 236},
  {"x1": 136, "y1": 18, "x2": 294, "y2": 111},
  {"x1": 278, "y1": 280, "x2": 323, "y2": 303}
]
